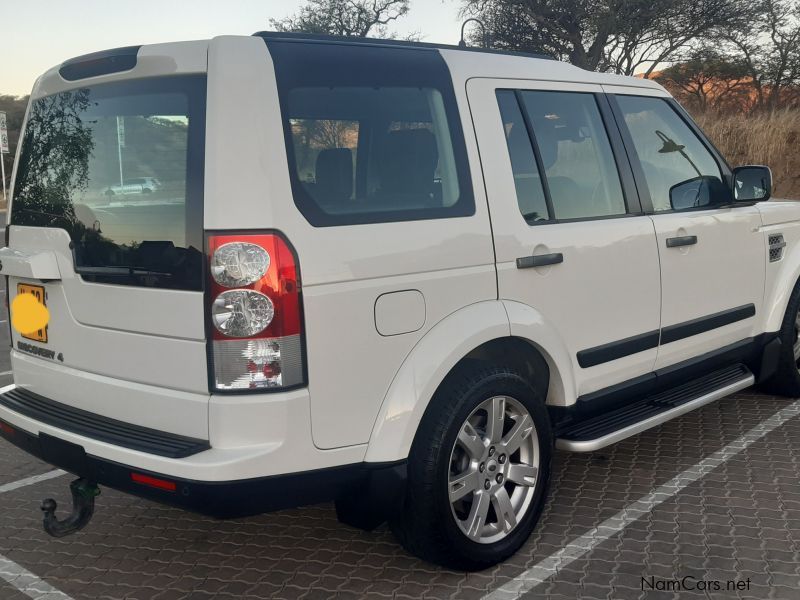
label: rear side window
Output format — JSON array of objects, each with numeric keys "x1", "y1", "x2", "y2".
[
  {"x1": 615, "y1": 95, "x2": 723, "y2": 212},
  {"x1": 519, "y1": 91, "x2": 626, "y2": 220},
  {"x1": 497, "y1": 90, "x2": 627, "y2": 222},
  {"x1": 496, "y1": 91, "x2": 549, "y2": 222},
  {"x1": 12, "y1": 76, "x2": 205, "y2": 290},
  {"x1": 267, "y1": 41, "x2": 474, "y2": 226}
]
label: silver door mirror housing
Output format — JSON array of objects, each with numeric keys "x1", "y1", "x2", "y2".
[{"x1": 733, "y1": 165, "x2": 772, "y2": 202}]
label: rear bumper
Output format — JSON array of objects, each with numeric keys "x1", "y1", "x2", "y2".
[
  {"x1": 0, "y1": 385, "x2": 405, "y2": 518},
  {"x1": 0, "y1": 370, "x2": 366, "y2": 481},
  {"x1": 0, "y1": 386, "x2": 209, "y2": 459},
  {"x1": 0, "y1": 414, "x2": 372, "y2": 517},
  {"x1": 0, "y1": 382, "x2": 382, "y2": 517}
]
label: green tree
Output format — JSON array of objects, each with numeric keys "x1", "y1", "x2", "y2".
[
  {"x1": 715, "y1": 0, "x2": 800, "y2": 111},
  {"x1": 655, "y1": 48, "x2": 752, "y2": 112},
  {"x1": 460, "y1": 0, "x2": 746, "y2": 75},
  {"x1": 12, "y1": 89, "x2": 94, "y2": 232},
  {"x1": 270, "y1": 0, "x2": 410, "y2": 37}
]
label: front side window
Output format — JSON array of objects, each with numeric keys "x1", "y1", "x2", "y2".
[
  {"x1": 12, "y1": 76, "x2": 205, "y2": 290},
  {"x1": 268, "y1": 41, "x2": 474, "y2": 226},
  {"x1": 615, "y1": 95, "x2": 723, "y2": 212}
]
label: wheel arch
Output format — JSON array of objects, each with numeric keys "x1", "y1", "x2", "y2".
[{"x1": 364, "y1": 300, "x2": 574, "y2": 463}]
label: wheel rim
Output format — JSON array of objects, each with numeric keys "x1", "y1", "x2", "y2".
[
  {"x1": 447, "y1": 395, "x2": 539, "y2": 545},
  {"x1": 793, "y1": 309, "x2": 800, "y2": 363}
]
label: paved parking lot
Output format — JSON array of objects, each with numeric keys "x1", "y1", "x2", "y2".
[{"x1": 0, "y1": 263, "x2": 798, "y2": 598}]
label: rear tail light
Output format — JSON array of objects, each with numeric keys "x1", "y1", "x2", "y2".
[{"x1": 206, "y1": 233, "x2": 305, "y2": 392}]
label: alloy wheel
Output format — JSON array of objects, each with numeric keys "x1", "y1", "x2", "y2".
[
  {"x1": 794, "y1": 309, "x2": 800, "y2": 363},
  {"x1": 447, "y1": 395, "x2": 539, "y2": 544}
]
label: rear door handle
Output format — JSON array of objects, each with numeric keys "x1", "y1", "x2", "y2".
[
  {"x1": 516, "y1": 253, "x2": 564, "y2": 269},
  {"x1": 666, "y1": 235, "x2": 697, "y2": 248}
]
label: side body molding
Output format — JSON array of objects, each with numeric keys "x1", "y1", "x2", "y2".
[{"x1": 365, "y1": 300, "x2": 576, "y2": 463}]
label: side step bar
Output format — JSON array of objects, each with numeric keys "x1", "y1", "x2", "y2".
[{"x1": 556, "y1": 364, "x2": 754, "y2": 452}]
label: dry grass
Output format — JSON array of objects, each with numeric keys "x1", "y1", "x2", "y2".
[{"x1": 695, "y1": 109, "x2": 800, "y2": 200}]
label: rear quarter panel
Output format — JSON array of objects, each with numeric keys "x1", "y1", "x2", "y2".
[{"x1": 205, "y1": 37, "x2": 497, "y2": 450}]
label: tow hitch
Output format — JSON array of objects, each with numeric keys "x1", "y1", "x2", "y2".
[{"x1": 40, "y1": 478, "x2": 100, "y2": 538}]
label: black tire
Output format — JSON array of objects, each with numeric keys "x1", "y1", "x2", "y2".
[
  {"x1": 390, "y1": 364, "x2": 552, "y2": 570},
  {"x1": 761, "y1": 281, "x2": 800, "y2": 397}
]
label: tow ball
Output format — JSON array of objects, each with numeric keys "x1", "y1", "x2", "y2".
[{"x1": 40, "y1": 478, "x2": 100, "y2": 538}]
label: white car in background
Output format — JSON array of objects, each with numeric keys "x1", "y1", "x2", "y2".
[{"x1": 103, "y1": 176, "x2": 161, "y2": 196}]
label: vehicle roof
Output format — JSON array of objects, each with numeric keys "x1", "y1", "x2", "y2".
[
  {"x1": 34, "y1": 34, "x2": 664, "y2": 99},
  {"x1": 253, "y1": 31, "x2": 554, "y2": 61},
  {"x1": 254, "y1": 32, "x2": 666, "y2": 92}
]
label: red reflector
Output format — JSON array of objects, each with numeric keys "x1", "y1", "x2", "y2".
[
  {"x1": 130, "y1": 472, "x2": 177, "y2": 492},
  {"x1": 0, "y1": 422, "x2": 14, "y2": 436}
]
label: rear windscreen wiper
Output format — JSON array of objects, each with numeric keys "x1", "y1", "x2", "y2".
[{"x1": 73, "y1": 265, "x2": 173, "y2": 278}]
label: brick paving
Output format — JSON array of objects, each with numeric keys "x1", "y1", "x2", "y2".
[
  {"x1": 0, "y1": 581, "x2": 30, "y2": 600},
  {"x1": 0, "y1": 389, "x2": 796, "y2": 599}
]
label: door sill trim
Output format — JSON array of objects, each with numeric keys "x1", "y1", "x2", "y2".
[{"x1": 555, "y1": 373, "x2": 753, "y2": 452}]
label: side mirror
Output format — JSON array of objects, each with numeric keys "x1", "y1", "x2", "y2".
[
  {"x1": 669, "y1": 176, "x2": 732, "y2": 211},
  {"x1": 733, "y1": 165, "x2": 772, "y2": 201}
]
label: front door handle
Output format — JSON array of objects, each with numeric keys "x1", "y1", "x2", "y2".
[
  {"x1": 516, "y1": 252, "x2": 564, "y2": 269},
  {"x1": 666, "y1": 235, "x2": 698, "y2": 248}
]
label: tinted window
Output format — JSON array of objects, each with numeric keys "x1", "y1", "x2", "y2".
[
  {"x1": 615, "y1": 95, "x2": 723, "y2": 212},
  {"x1": 288, "y1": 87, "x2": 461, "y2": 217},
  {"x1": 518, "y1": 91, "x2": 626, "y2": 220},
  {"x1": 12, "y1": 77, "x2": 205, "y2": 290},
  {"x1": 268, "y1": 41, "x2": 474, "y2": 226},
  {"x1": 496, "y1": 91, "x2": 549, "y2": 223}
]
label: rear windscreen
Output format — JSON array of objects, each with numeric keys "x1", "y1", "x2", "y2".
[{"x1": 11, "y1": 76, "x2": 205, "y2": 290}]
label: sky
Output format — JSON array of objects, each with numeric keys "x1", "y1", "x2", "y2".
[{"x1": 1, "y1": 0, "x2": 463, "y2": 96}]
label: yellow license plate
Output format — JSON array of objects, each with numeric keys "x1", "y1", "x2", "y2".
[{"x1": 17, "y1": 283, "x2": 48, "y2": 343}]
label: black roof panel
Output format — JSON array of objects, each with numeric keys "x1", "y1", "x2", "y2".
[{"x1": 252, "y1": 31, "x2": 554, "y2": 61}]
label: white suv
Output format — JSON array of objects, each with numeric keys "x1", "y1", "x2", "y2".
[{"x1": 1, "y1": 34, "x2": 797, "y2": 569}]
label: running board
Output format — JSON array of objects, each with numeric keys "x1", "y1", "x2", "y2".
[{"x1": 556, "y1": 364, "x2": 754, "y2": 452}]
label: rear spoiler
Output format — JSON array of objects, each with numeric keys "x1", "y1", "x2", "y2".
[{"x1": 59, "y1": 46, "x2": 141, "y2": 81}]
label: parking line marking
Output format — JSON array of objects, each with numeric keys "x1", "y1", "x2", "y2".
[
  {"x1": 0, "y1": 471, "x2": 72, "y2": 599},
  {"x1": 0, "y1": 556, "x2": 74, "y2": 599},
  {"x1": 483, "y1": 399, "x2": 800, "y2": 600},
  {"x1": 0, "y1": 470, "x2": 65, "y2": 495}
]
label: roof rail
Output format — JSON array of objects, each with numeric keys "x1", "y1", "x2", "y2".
[{"x1": 252, "y1": 31, "x2": 554, "y2": 61}]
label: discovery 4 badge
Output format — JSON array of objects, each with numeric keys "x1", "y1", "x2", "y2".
[{"x1": 17, "y1": 341, "x2": 63, "y2": 362}]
